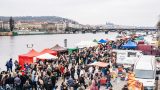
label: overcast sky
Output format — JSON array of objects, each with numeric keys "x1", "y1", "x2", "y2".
[{"x1": 0, "y1": 0, "x2": 160, "y2": 26}]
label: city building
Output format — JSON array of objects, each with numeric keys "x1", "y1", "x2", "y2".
[
  {"x1": 0, "y1": 21, "x2": 3, "y2": 29},
  {"x1": 41, "y1": 23, "x2": 57, "y2": 32},
  {"x1": 15, "y1": 21, "x2": 42, "y2": 30},
  {"x1": 3, "y1": 22, "x2": 10, "y2": 30},
  {"x1": 56, "y1": 22, "x2": 67, "y2": 31}
]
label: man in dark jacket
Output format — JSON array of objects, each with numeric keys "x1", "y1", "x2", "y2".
[
  {"x1": 70, "y1": 66, "x2": 75, "y2": 79},
  {"x1": 8, "y1": 58, "x2": 13, "y2": 72},
  {"x1": 14, "y1": 75, "x2": 21, "y2": 90},
  {"x1": 51, "y1": 72, "x2": 57, "y2": 90}
]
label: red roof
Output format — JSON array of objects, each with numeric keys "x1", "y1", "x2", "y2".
[
  {"x1": 19, "y1": 49, "x2": 39, "y2": 57},
  {"x1": 40, "y1": 48, "x2": 57, "y2": 56}
]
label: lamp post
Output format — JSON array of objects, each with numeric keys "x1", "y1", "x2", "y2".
[
  {"x1": 64, "y1": 39, "x2": 67, "y2": 48},
  {"x1": 27, "y1": 44, "x2": 33, "y2": 49}
]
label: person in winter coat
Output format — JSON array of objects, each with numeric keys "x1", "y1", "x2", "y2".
[
  {"x1": 23, "y1": 80, "x2": 31, "y2": 90},
  {"x1": 14, "y1": 75, "x2": 21, "y2": 90},
  {"x1": 90, "y1": 80, "x2": 98, "y2": 90},
  {"x1": 70, "y1": 66, "x2": 75, "y2": 79},
  {"x1": 6, "y1": 61, "x2": 10, "y2": 72},
  {"x1": 8, "y1": 58, "x2": 13, "y2": 72},
  {"x1": 77, "y1": 66, "x2": 80, "y2": 78}
]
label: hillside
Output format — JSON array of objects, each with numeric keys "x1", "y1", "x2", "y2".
[{"x1": 0, "y1": 16, "x2": 79, "y2": 24}]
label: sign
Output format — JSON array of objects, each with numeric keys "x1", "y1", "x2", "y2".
[
  {"x1": 116, "y1": 51, "x2": 127, "y2": 64},
  {"x1": 116, "y1": 51, "x2": 139, "y2": 65}
]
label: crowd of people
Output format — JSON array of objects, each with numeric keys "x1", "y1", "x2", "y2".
[{"x1": 0, "y1": 38, "x2": 136, "y2": 90}]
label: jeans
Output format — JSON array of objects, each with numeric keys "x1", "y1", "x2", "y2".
[{"x1": 106, "y1": 82, "x2": 112, "y2": 89}]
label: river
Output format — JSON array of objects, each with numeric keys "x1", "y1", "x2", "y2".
[{"x1": 0, "y1": 32, "x2": 118, "y2": 70}]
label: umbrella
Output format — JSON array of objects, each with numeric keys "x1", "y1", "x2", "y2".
[
  {"x1": 88, "y1": 62, "x2": 108, "y2": 67},
  {"x1": 98, "y1": 39, "x2": 107, "y2": 43}
]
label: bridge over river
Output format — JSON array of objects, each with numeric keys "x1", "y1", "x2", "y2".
[{"x1": 65, "y1": 27, "x2": 157, "y2": 34}]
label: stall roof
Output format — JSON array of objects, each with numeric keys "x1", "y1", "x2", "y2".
[
  {"x1": 19, "y1": 49, "x2": 39, "y2": 57},
  {"x1": 40, "y1": 48, "x2": 57, "y2": 56},
  {"x1": 36, "y1": 53, "x2": 58, "y2": 60},
  {"x1": 51, "y1": 44, "x2": 67, "y2": 51}
]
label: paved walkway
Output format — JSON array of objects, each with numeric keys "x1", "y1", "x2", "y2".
[
  {"x1": 55, "y1": 64, "x2": 127, "y2": 90},
  {"x1": 55, "y1": 77, "x2": 127, "y2": 90}
]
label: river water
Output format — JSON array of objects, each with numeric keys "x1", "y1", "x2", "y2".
[{"x1": 0, "y1": 32, "x2": 118, "y2": 70}]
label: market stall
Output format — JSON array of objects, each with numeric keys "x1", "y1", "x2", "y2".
[
  {"x1": 40, "y1": 48, "x2": 57, "y2": 56},
  {"x1": 98, "y1": 39, "x2": 107, "y2": 44},
  {"x1": 68, "y1": 48, "x2": 78, "y2": 54},
  {"x1": 36, "y1": 53, "x2": 58, "y2": 60},
  {"x1": 19, "y1": 49, "x2": 39, "y2": 69},
  {"x1": 122, "y1": 40, "x2": 137, "y2": 49},
  {"x1": 51, "y1": 44, "x2": 68, "y2": 55}
]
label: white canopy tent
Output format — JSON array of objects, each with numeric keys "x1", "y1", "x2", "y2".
[
  {"x1": 75, "y1": 41, "x2": 98, "y2": 48},
  {"x1": 36, "y1": 53, "x2": 58, "y2": 60}
]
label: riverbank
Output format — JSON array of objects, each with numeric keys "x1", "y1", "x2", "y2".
[{"x1": 0, "y1": 32, "x2": 17, "y2": 36}]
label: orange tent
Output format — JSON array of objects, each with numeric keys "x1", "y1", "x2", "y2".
[
  {"x1": 40, "y1": 48, "x2": 57, "y2": 56},
  {"x1": 19, "y1": 49, "x2": 39, "y2": 69}
]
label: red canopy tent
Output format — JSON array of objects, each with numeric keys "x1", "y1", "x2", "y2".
[
  {"x1": 39, "y1": 48, "x2": 57, "y2": 56},
  {"x1": 19, "y1": 49, "x2": 39, "y2": 69}
]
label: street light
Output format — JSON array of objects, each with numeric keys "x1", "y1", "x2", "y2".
[{"x1": 27, "y1": 44, "x2": 33, "y2": 49}]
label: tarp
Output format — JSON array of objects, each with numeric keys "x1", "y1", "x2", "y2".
[
  {"x1": 137, "y1": 44, "x2": 152, "y2": 53},
  {"x1": 88, "y1": 62, "x2": 108, "y2": 67},
  {"x1": 51, "y1": 44, "x2": 67, "y2": 52},
  {"x1": 19, "y1": 49, "x2": 39, "y2": 69},
  {"x1": 36, "y1": 53, "x2": 58, "y2": 60},
  {"x1": 40, "y1": 48, "x2": 57, "y2": 56},
  {"x1": 128, "y1": 72, "x2": 144, "y2": 90},
  {"x1": 138, "y1": 36, "x2": 144, "y2": 40},
  {"x1": 98, "y1": 39, "x2": 107, "y2": 43},
  {"x1": 135, "y1": 36, "x2": 144, "y2": 41},
  {"x1": 122, "y1": 40, "x2": 137, "y2": 49},
  {"x1": 68, "y1": 48, "x2": 78, "y2": 54},
  {"x1": 76, "y1": 41, "x2": 98, "y2": 48}
]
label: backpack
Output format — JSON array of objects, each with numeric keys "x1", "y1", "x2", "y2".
[{"x1": 48, "y1": 77, "x2": 52, "y2": 85}]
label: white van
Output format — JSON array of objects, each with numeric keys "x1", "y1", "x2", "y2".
[
  {"x1": 112, "y1": 50, "x2": 143, "y2": 68},
  {"x1": 134, "y1": 55, "x2": 156, "y2": 90}
]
